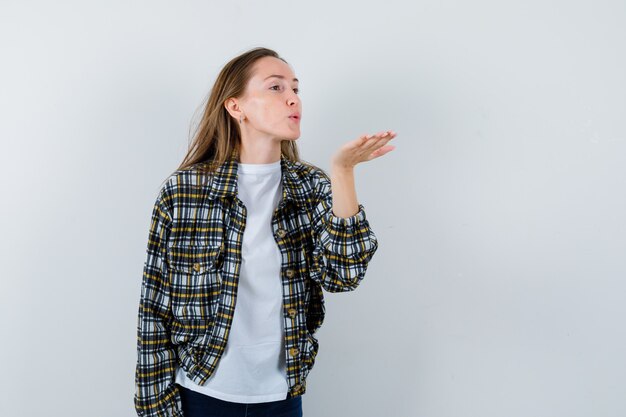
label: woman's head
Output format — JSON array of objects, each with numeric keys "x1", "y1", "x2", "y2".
[
  {"x1": 225, "y1": 55, "x2": 301, "y2": 156},
  {"x1": 177, "y1": 47, "x2": 304, "y2": 173}
]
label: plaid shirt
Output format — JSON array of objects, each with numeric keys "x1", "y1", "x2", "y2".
[{"x1": 134, "y1": 152, "x2": 379, "y2": 417}]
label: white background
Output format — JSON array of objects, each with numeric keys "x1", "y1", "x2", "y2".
[{"x1": 1, "y1": 1, "x2": 624, "y2": 416}]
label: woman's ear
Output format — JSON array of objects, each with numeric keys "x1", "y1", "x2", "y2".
[{"x1": 224, "y1": 97, "x2": 244, "y2": 122}]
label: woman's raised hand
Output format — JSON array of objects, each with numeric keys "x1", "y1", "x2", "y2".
[{"x1": 331, "y1": 130, "x2": 397, "y2": 170}]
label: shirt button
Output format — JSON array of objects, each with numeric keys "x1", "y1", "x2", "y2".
[
  {"x1": 193, "y1": 263, "x2": 201, "y2": 272},
  {"x1": 286, "y1": 269, "x2": 295, "y2": 278},
  {"x1": 276, "y1": 228, "x2": 287, "y2": 238},
  {"x1": 289, "y1": 347, "x2": 299, "y2": 357},
  {"x1": 288, "y1": 308, "x2": 297, "y2": 318}
]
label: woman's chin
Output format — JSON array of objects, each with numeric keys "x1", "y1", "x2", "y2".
[{"x1": 283, "y1": 132, "x2": 301, "y2": 140}]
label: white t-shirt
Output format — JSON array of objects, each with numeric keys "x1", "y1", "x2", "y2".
[{"x1": 175, "y1": 158, "x2": 288, "y2": 403}]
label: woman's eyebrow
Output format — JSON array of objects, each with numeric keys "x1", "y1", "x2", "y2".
[{"x1": 264, "y1": 74, "x2": 299, "y2": 83}]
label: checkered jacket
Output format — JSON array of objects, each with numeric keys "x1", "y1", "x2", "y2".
[{"x1": 134, "y1": 152, "x2": 379, "y2": 416}]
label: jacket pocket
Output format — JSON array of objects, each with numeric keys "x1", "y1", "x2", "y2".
[{"x1": 167, "y1": 244, "x2": 222, "y2": 323}]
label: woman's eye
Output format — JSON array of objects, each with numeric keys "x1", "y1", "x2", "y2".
[{"x1": 270, "y1": 85, "x2": 299, "y2": 94}]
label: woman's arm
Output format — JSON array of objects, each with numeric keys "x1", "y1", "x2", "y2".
[
  {"x1": 307, "y1": 130, "x2": 396, "y2": 293},
  {"x1": 329, "y1": 130, "x2": 396, "y2": 217},
  {"x1": 308, "y1": 169, "x2": 379, "y2": 293},
  {"x1": 134, "y1": 189, "x2": 183, "y2": 417},
  {"x1": 329, "y1": 166, "x2": 359, "y2": 218}
]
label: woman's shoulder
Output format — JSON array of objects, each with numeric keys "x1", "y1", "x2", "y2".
[
  {"x1": 287, "y1": 158, "x2": 331, "y2": 187},
  {"x1": 163, "y1": 162, "x2": 211, "y2": 186},
  {"x1": 152, "y1": 162, "x2": 215, "y2": 206}
]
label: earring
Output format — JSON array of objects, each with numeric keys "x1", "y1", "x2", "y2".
[{"x1": 240, "y1": 114, "x2": 244, "y2": 124}]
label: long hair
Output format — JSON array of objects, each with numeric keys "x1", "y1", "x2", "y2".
[{"x1": 175, "y1": 47, "x2": 313, "y2": 180}]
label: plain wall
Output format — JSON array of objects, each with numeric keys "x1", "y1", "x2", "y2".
[{"x1": 0, "y1": 1, "x2": 624, "y2": 416}]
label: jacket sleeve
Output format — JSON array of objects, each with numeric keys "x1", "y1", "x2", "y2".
[
  {"x1": 134, "y1": 190, "x2": 183, "y2": 417},
  {"x1": 308, "y1": 170, "x2": 379, "y2": 293}
]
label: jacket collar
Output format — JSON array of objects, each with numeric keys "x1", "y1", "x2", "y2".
[{"x1": 205, "y1": 151, "x2": 310, "y2": 208}]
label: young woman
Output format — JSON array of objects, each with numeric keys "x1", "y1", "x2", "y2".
[{"x1": 134, "y1": 47, "x2": 396, "y2": 417}]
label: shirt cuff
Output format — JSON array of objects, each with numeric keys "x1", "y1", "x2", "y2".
[{"x1": 322, "y1": 202, "x2": 368, "y2": 228}]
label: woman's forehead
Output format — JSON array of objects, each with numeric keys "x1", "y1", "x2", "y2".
[{"x1": 252, "y1": 57, "x2": 297, "y2": 82}]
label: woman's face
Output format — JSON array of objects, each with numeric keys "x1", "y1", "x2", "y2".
[{"x1": 237, "y1": 56, "x2": 302, "y2": 142}]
